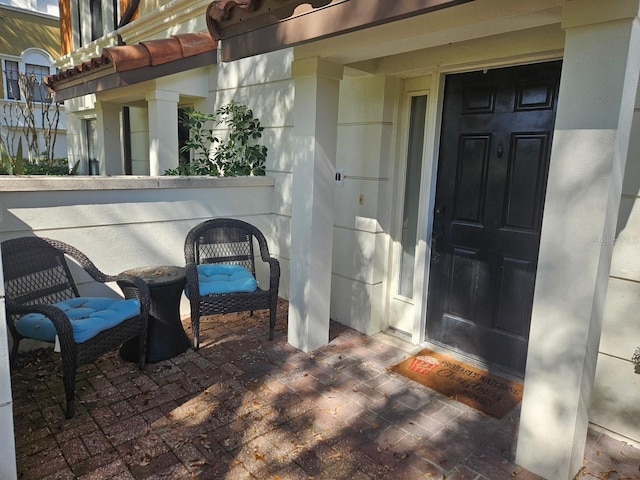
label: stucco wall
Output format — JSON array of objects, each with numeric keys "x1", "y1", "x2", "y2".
[
  {"x1": 0, "y1": 4, "x2": 60, "y2": 58},
  {"x1": 129, "y1": 106, "x2": 150, "y2": 175},
  {"x1": 0, "y1": 176, "x2": 278, "y2": 310},
  {"x1": 202, "y1": 51, "x2": 398, "y2": 334},
  {"x1": 589, "y1": 83, "x2": 640, "y2": 443},
  {"x1": 201, "y1": 48, "x2": 296, "y2": 300},
  {"x1": 331, "y1": 74, "x2": 397, "y2": 334}
]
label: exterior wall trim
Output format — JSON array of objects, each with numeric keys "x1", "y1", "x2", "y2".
[{"x1": 0, "y1": 176, "x2": 274, "y2": 192}]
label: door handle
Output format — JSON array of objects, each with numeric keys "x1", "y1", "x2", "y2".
[{"x1": 431, "y1": 204, "x2": 445, "y2": 263}]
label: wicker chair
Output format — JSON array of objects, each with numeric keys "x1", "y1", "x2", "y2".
[
  {"x1": 184, "y1": 218, "x2": 280, "y2": 350},
  {"x1": 1, "y1": 237, "x2": 150, "y2": 418}
]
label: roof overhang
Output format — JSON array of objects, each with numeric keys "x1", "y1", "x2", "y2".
[
  {"x1": 46, "y1": 32, "x2": 217, "y2": 102},
  {"x1": 207, "y1": 0, "x2": 474, "y2": 62}
]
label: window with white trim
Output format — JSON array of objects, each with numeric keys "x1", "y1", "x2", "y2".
[
  {"x1": 2, "y1": 50, "x2": 55, "y2": 102},
  {"x1": 73, "y1": 0, "x2": 119, "y2": 47},
  {"x1": 4, "y1": 60, "x2": 20, "y2": 100},
  {"x1": 89, "y1": 0, "x2": 103, "y2": 41},
  {"x1": 25, "y1": 63, "x2": 50, "y2": 102}
]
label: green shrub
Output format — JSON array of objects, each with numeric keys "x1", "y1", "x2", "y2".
[
  {"x1": 23, "y1": 159, "x2": 72, "y2": 175},
  {"x1": 165, "y1": 101, "x2": 267, "y2": 177}
]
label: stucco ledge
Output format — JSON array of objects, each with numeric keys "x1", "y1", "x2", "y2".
[{"x1": 0, "y1": 175, "x2": 275, "y2": 192}]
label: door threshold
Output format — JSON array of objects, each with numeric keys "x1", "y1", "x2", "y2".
[
  {"x1": 418, "y1": 340, "x2": 525, "y2": 383},
  {"x1": 377, "y1": 329, "x2": 524, "y2": 382},
  {"x1": 375, "y1": 329, "x2": 422, "y2": 355}
]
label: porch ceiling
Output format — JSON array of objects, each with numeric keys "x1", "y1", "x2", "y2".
[
  {"x1": 301, "y1": 3, "x2": 565, "y2": 72},
  {"x1": 44, "y1": 32, "x2": 217, "y2": 102}
]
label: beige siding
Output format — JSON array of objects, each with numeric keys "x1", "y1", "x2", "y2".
[{"x1": 0, "y1": 6, "x2": 59, "y2": 58}]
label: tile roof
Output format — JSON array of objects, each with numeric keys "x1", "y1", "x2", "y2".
[
  {"x1": 206, "y1": 0, "x2": 258, "y2": 40},
  {"x1": 45, "y1": 32, "x2": 217, "y2": 100}
]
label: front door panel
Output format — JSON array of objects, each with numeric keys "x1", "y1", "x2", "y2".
[{"x1": 426, "y1": 61, "x2": 561, "y2": 375}]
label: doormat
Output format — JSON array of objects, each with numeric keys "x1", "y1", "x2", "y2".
[{"x1": 389, "y1": 349, "x2": 523, "y2": 419}]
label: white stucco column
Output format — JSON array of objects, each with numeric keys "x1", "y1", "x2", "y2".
[
  {"x1": 95, "y1": 100, "x2": 122, "y2": 175},
  {"x1": 517, "y1": 2, "x2": 640, "y2": 479},
  {"x1": 63, "y1": 109, "x2": 84, "y2": 173},
  {"x1": 145, "y1": 90, "x2": 179, "y2": 176},
  {"x1": 288, "y1": 58, "x2": 343, "y2": 352},
  {"x1": 0, "y1": 261, "x2": 17, "y2": 480}
]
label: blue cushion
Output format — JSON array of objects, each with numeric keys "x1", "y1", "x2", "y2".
[
  {"x1": 16, "y1": 297, "x2": 141, "y2": 344},
  {"x1": 194, "y1": 264, "x2": 258, "y2": 296}
]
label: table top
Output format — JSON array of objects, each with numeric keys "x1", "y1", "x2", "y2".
[{"x1": 121, "y1": 265, "x2": 185, "y2": 286}]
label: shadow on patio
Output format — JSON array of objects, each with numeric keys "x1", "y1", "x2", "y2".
[{"x1": 11, "y1": 299, "x2": 640, "y2": 479}]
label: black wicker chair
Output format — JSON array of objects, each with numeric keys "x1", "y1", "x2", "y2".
[
  {"x1": 1, "y1": 237, "x2": 150, "y2": 418},
  {"x1": 184, "y1": 218, "x2": 280, "y2": 350}
]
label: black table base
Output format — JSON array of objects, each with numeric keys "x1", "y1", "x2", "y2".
[{"x1": 119, "y1": 266, "x2": 191, "y2": 363}]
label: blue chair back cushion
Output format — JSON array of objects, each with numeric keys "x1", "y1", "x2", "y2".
[
  {"x1": 188, "y1": 264, "x2": 258, "y2": 297},
  {"x1": 16, "y1": 297, "x2": 141, "y2": 344}
]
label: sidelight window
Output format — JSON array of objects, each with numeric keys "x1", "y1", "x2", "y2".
[{"x1": 398, "y1": 95, "x2": 427, "y2": 298}]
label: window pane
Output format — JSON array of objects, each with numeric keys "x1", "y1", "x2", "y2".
[
  {"x1": 398, "y1": 95, "x2": 427, "y2": 298},
  {"x1": 4, "y1": 61, "x2": 20, "y2": 100},
  {"x1": 90, "y1": 0, "x2": 103, "y2": 41},
  {"x1": 112, "y1": 0, "x2": 119, "y2": 30},
  {"x1": 178, "y1": 107, "x2": 191, "y2": 165},
  {"x1": 25, "y1": 64, "x2": 50, "y2": 102}
]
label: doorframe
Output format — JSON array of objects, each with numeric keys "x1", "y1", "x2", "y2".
[
  {"x1": 414, "y1": 58, "x2": 565, "y2": 349},
  {"x1": 412, "y1": 72, "x2": 445, "y2": 346},
  {"x1": 387, "y1": 77, "x2": 432, "y2": 341}
]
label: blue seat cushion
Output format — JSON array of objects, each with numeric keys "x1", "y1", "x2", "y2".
[
  {"x1": 193, "y1": 264, "x2": 258, "y2": 296},
  {"x1": 16, "y1": 297, "x2": 141, "y2": 344}
]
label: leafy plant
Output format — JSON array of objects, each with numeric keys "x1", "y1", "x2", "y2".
[
  {"x1": 179, "y1": 107, "x2": 217, "y2": 164},
  {"x1": 0, "y1": 152, "x2": 71, "y2": 175},
  {"x1": 23, "y1": 158, "x2": 72, "y2": 175},
  {"x1": 0, "y1": 139, "x2": 25, "y2": 175},
  {"x1": 15, "y1": 140, "x2": 24, "y2": 174},
  {"x1": 0, "y1": 143, "x2": 11, "y2": 174},
  {"x1": 165, "y1": 101, "x2": 267, "y2": 177}
]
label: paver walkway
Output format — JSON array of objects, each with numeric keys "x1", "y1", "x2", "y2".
[{"x1": 11, "y1": 300, "x2": 640, "y2": 479}]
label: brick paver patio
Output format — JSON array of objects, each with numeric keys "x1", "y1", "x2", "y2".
[{"x1": 11, "y1": 300, "x2": 640, "y2": 479}]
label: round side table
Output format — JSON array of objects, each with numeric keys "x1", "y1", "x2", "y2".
[{"x1": 118, "y1": 265, "x2": 191, "y2": 363}]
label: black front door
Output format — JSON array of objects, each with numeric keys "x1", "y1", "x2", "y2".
[{"x1": 426, "y1": 61, "x2": 562, "y2": 375}]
